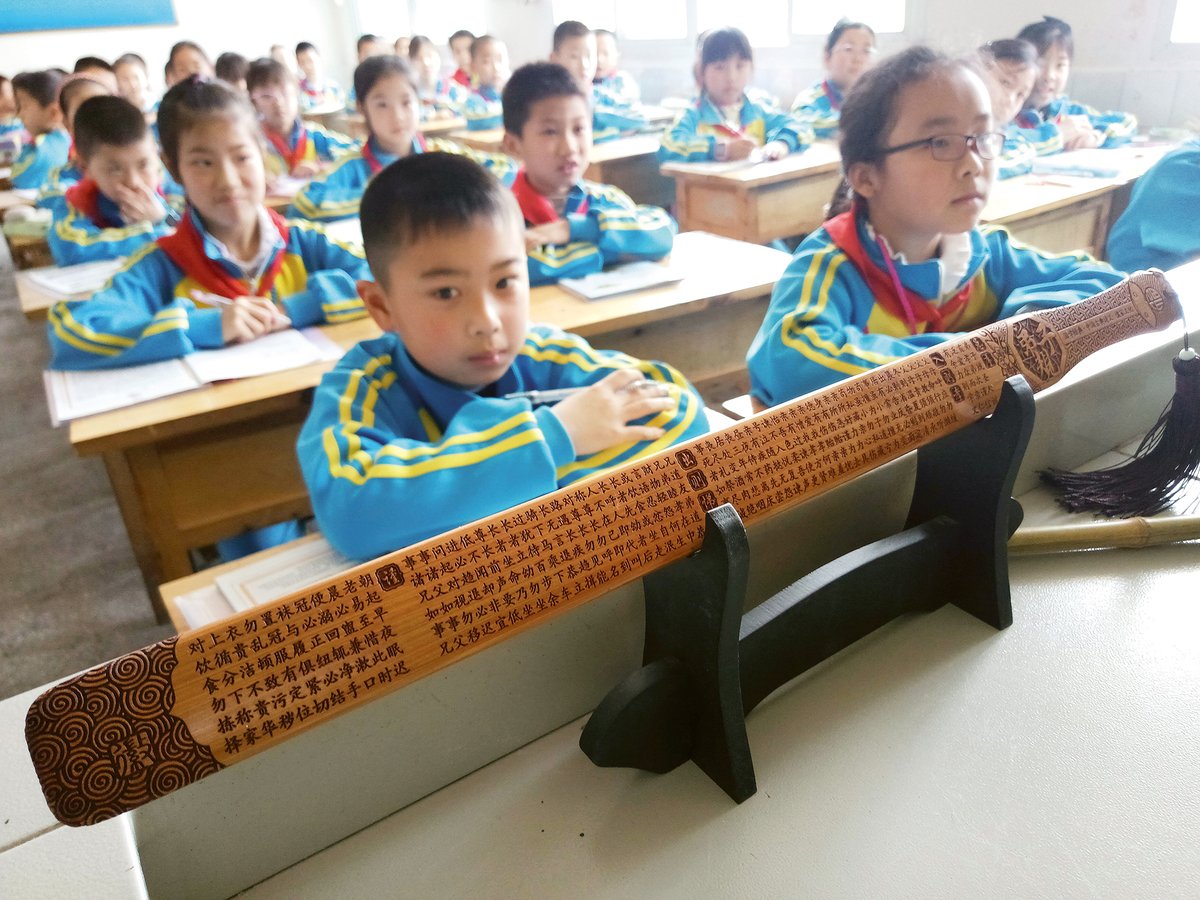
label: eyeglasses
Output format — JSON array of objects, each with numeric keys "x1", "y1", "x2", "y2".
[{"x1": 879, "y1": 132, "x2": 1006, "y2": 161}]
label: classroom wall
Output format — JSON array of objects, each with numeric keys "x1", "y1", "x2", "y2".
[
  {"x1": 2, "y1": 0, "x2": 1196, "y2": 129},
  {"x1": 0, "y1": 0, "x2": 356, "y2": 97}
]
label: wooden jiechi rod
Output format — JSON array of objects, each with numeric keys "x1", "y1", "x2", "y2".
[
  {"x1": 1009, "y1": 513, "x2": 1200, "y2": 554},
  {"x1": 26, "y1": 271, "x2": 1180, "y2": 826}
]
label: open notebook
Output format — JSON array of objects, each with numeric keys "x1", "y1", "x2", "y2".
[
  {"x1": 558, "y1": 260, "x2": 684, "y2": 301},
  {"x1": 44, "y1": 327, "x2": 344, "y2": 426}
]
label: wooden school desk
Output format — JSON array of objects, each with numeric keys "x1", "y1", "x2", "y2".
[
  {"x1": 4, "y1": 232, "x2": 52, "y2": 270},
  {"x1": 65, "y1": 231, "x2": 788, "y2": 619},
  {"x1": 0, "y1": 188, "x2": 36, "y2": 215},
  {"x1": 661, "y1": 141, "x2": 843, "y2": 244},
  {"x1": 15, "y1": 265, "x2": 95, "y2": 321}
]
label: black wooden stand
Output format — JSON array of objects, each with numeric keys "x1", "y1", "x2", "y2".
[{"x1": 580, "y1": 377, "x2": 1035, "y2": 802}]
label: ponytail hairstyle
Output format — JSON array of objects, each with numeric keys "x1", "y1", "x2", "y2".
[
  {"x1": 157, "y1": 75, "x2": 261, "y2": 178},
  {"x1": 826, "y1": 45, "x2": 970, "y2": 218}
]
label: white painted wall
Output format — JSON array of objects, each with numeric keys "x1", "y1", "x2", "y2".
[{"x1": 1, "y1": 0, "x2": 1197, "y2": 128}]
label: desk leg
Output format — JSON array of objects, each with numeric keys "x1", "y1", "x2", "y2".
[{"x1": 102, "y1": 451, "x2": 172, "y2": 623}]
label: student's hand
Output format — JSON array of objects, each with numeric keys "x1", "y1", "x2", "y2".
[
  {"x1": 524, "y1": 219, "x2": 571, "y2": 250},
  {"x1": 725, "y1": 138, "x2": 759, "y2": 161},
  {"x1": 760, "y1": 140, "x2": 790, "y2": 161},
  {"x1": 290, "y1": 161, "x2": 321, "y2": 178},
  {"x1": 550, "y1": 369, "x2": 676, "y2": 456},
  {"x1": 1060, "y1": 114, "x2": 1102, "y2": 150},
  {"x1": 217, "y1": 296, "x2": 292, "y2": 345},
  {"x1": 113, "y1": 183, "x2": 167, "y2": 225}
]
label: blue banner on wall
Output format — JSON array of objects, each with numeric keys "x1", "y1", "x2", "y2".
[{"x1": 0, "y1": 0, "x2": 176, "y2": 33}]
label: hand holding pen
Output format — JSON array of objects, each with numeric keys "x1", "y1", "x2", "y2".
[{"x1": 191, "y1": 290, "x2": 292, "y2": 345}]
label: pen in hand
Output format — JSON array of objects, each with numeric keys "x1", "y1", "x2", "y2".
[{"x1": 503, "y1": 380, "x2": 667, "y2": 406}]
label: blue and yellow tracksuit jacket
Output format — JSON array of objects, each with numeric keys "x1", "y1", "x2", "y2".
[
  {"x1": 1014, "y1": 96, "x2": 1137, "y2": 153},
  {"x1": 998, "y1": 126, "x2": 1037, "y2": 180},
  {"x1": 297, "y1": 325, "x2": 709, "y2": 561},
  {"x1": 35, "y1": 161, "x2": 84, "y2": 215},
  {"x1": 594, "y1": 71, "x2": 641, "y2": 106},
  {"x1": 262, "y1": 119, "x2": 360, "y2": 179},
  {"x1": 47, "y1": 208, "x2": 369, "y2": 370},
  {"x1": 1107, "y1": 139, "x2": 1200, "y2": 272},
  {"x1": 420, "y1": 78, "x2": 469, "y2": 118},
  {"x1": 299, "y1": 78, "x2": 345, "y2": 112},
  {"x1": 289, "y1": 136, "x2": 517, "y2": 222},
  {"x1": 47, "y1": 182, "x2": 184, "y2": 266},
  {"x1": 591, "y1": 84, "x2": 646, "y2": 143},
  {"x1": 790, "y1": 80, "x2": 844, "y2": 140},
  {"x1": 11, "y1": 128, "x2": 70, "y2": 190},
  {"x1": 658, "y1": 94, "x2": 813, "y2": 163},
  {"x1": 746, "y1": 211, "x2": 1124, "y2": 405},
  {"x1": 464, "y1": 85, "x2": 503, "y2": 131},
  {"x1": 519, "y1": 178, "x2": 675, "y2": 286}
]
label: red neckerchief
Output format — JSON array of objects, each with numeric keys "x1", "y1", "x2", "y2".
[
  {"x1": 451, "y1": 68, "x2": 471, "y2": 87},
  {"x1": 822, "y1": 80, "x2": 842, "y2": 111},
  {"x1": 264, "y1": 120, "x2": 308, "y2": 173},
  {"x1": 822, "y1": 210, "x2": 971, "y2": 335},
  {"x1": 65, "y1": 178, "x2": 121, "y2": 228},
  {"x1": 511, "y1": 169, "x2": 588, "y2": 226},
  {"x1": 361, "y1": 135, "x2": 426, "y2": 176},
  {"x1": 156, "y1": 209, "x2": 291, "y2": 300}
]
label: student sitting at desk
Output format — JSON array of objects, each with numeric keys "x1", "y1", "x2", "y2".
[
  {"x1": 215, "y1": 52, "x2": 250, "y2": 96},
  {"x1": 464, "y1": 35, "x2": 510, "y2": 131},
  {"x1": 448, "y1": 30, "x2": 476, "y2": 89},
  {"x1": 47, "y1": 76, "x2": 368, "y2": 370},
  {"x1": 409, "y1": 35, "x2": 467, "y2": 119},
  {"x1": 1013, "y1": 17, "x2": 1136, "y2": 152},
  {"x1": 113, "y1": 53, "x2": 155, "y2": 115},
  {"x1": 746, "y1": 47, "x2": 1123, "y2": 407},
  {"x1": 1106, "y1": 138, "x2": 1200, "y2": 272},
  {"x1": 47, "y1": 96, "x2": 182, "y2": 266},
  {"x1": 34, "y1": 74, "x2": 110, "y2": 213},
  {"x1": 246, "y1": 58, "x2": 358, "y2": 182},
  {"x1": 9, "y1": 70, "x2": 69, "y2": 191},
  {"x1": 290, "y1": 56, "x2": 514, "y2": 222},
  {"x1": 164, "y1": 41, "x2": 215, "y2": 89},
  {"x1": 551, "y1": 20, "x2": 645, "y2": 143},
  {"x1": 295, "y1": 42, "x2": 345, "y2": 112},
  {"x1": 297, "y1": 152, "x2": 707, "y2": 561},
  {"x1": 594, "y1": 29, "x2": 640, "y2": 106},
  {"x1": 659, "y1": 27, "x2": 813, "y2": 163},
  {"x1": 502, "y1": 62, "x2": 674, "y2": 286},
  {"x1": 791, "y1": 19, "x2": 876, "y2": 140},
  {"x1": 0, "y1": 75, "x2": 24, "y2": 154},
  {"x1": 975, "y1": 39, "x2": 1039, "y2": 179}
]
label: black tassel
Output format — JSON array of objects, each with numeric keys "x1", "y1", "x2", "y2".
[{"x1": 1041, "y1": 346, "x2": 1200, "y2": 517}]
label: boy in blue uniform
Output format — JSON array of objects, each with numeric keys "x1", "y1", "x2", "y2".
[
  {"x1": 748, "y1": 47, "x2": 1124, "y2": 406},
  {"x1": 464, "y1": 35, "x2": 509, "y2": 131},
  {"x1": 594, "y1": 29, "x2": 640, "y2": 106},
  {"x1": 551, "y1": 21, "x2": 646, "y2": 143},
  {"x1": 48, "y1": 76, "x2": 368, "y2": 371},
  {"x1": 47, "y1": 96, "x2": 182, "y2": 266},
  {"x1": 501, "y1": 62, "x2": 674, "y2": 286},
  {"x1": 247, "y1": 58, "x2": 358, "y2": 181},
  {"x1": 1107, "y1": 139, "x2": 1200, "y2": 272},
  {"x1": 291, "y1": 56, "x2": 514, "y2": 222},
  {"x1": 9, "y1": 70, "x2": 69, "y2": 190},
  {"x1": 659, "y1": 28, "x2": 812, "y2": 163},
  {"x1": 36, "y1": 75, "x2": 112, "y2": 215},
  {"x1": 297, "y1": 152, "x2": 707, "y2": 561},
  {"x1": 1013, "y1": 17, "x2": 1136, "y2": 151}
]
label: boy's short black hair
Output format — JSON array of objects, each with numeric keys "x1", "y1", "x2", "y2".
[
  {"x1": 449, "y1": 29, "x2": 475, "y2": 46},
  {"x1": 357, "y1": 33, "x2": 381, "y2": 53},
  {"x1": 360, "y1": 152, "x2": 519, "y2": 285},
  {"x1": 114, "y1": 52, "x2": 148, "y2": 73},
  {"x1": 246, "y1": 57, "x2": 292, "y2": 94},
  {"x1": 470, "y1": 35, "x2": 500, "y2": 61},
  {"x1": 216, "y1": 52, "x2": 250, "y2": 85},
  {"x1": 1016, "y1": 16, "x2": 1074, "y2": 58},
  {"x1": 502, "y1": 62, "x2": 586, "y2": 136},
  {"x1": 58, "y1": 75, "x2": 109, "y2": 117},
  {"x1": 72, "y1": 95, "x2": 150, "y2": 159},
  {"x1": 296, "y1": 41, "x2": 318, "y2": 56},
  {"x1": 552, "y1": 20, "x2": 591, "y2": 52},
  {"x1": 74, "y1": 56, "x2": 113, "y2": 74},
  {"x1": 12, "y1": 70, "x2": 64, "y2": 108}
]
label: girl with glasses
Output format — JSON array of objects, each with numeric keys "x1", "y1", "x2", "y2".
[
  {"x1": 791, "y1": 19, "x2": 877, "y2": 140},
  {"x1": 747, "y1": 46, "x2": 1124, "y2": 406}
]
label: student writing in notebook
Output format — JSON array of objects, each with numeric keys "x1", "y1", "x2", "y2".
[
  {"x1": 659, "y1": 27, "x2": 812, "y2": 163},
  {"x1": 502, "y1": 62, "x2": 674, "y2": 286},
  {"x1": 746, "y1": 46, "x2": 1123, "y2": 407},
  {"x1": 47, "y1": 95, "x2": 182, "y2": 266},
  {"x1": 290, "y1": 56, "x2": 514, "y2": 223},
  {"x1": 296, "y1": 152, "x2": 707, "y2": 561},
  {"x1": 47, "y1": 76, "x2": 368, "y2": 370}
]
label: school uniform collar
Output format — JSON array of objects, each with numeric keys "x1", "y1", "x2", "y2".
[
  {"x1": 696, "y1": 93, "x2": 753, "y2": 124},
  {"x1": 186, "y1": 205, "x2": 285, "y2": 280},
  {"x1": 822, "y1": 80, "x2": 845, "y2": 109},
  {"x1": 857, "y1": 213, "x2": 985, "y2": 300},
  {"x1": 389, "y1": 333, "x2": 523, "y2": 423},
  {"x1": 475, "y1": 84, "x2": 502, "y2": 101}
]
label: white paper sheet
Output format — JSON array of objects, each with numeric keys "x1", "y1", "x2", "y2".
[
  {"x1": 214, "y1": 535, "x2": 352, "y2": 612},
  {"x1": 44, "y1": 359, "x2": 203, "y2": 426},
  {"x1": 26, "y1": 258, "x2": 125, "y2": 297},
  {"x1": 558, "y1": 261, "x2": 685, "y2": 301},
  {"x1": 181, "y1": 328, "x2": 326, "y2": 383},
  {"x1": 173, "y1": 584, "x2": 236, "y2": 630}
]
